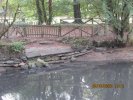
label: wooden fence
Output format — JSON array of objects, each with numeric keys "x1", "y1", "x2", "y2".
[
  {"x1": 13, "y1": 24, "x2": 112, "y2": 38},
  {"x1": 2, "y1": 18, "x2": 114, "y2": 39},
  {"x1": 24, "y1": 25, "x2": 61, "y2": 37}
]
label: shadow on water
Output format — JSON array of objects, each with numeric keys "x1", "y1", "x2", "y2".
[{"x1": 0, "y1": 61, "x2": 133, "y2": 100}]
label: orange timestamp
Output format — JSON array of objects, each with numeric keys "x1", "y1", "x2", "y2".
[{"x1": 92, "y1": 83, "x2": 124, "y2": 88}]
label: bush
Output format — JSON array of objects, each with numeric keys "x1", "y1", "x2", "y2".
[
  {"x1": 9, "y1": 42, "x2": 24, "y2": 53},
  {"x1": 72, "y1": 38, "x2": 90, "y2": 50},
  {"x1": 61, "y1": 37, "x2": 92, "y2": 51},
  {"x1": 92, "y1": 39, "x2": 126, "y2": 48}
]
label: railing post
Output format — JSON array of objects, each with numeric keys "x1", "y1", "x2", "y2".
[
  {"x1": 58, "y1": 25, "x2": 61, "y2": 37},
  {"x1": 23, "y1": 25, "x2": 27, "y2": 37}
]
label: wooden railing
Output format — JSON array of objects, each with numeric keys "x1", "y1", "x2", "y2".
[
  {"x1": 24, "y1": 25, "x2": 61, "y2": 37},
  {"x1": 1, "y1": 18, "x2": 115, "y2": 39}
]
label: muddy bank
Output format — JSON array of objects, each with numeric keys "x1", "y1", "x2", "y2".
[
  {"x1": 1, "y1": 46, "x2": 133, "y2": 76},
  {"x1": 76, "y1": 47, "x2": 133, "y2": 62},
  {"x1": 0, "y1": 43, "x2": 27, "y2": 75}
]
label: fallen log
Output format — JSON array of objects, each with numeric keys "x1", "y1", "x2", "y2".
[
  {"x1": 49, "y1": 60, "x2": 67, "y2": 64},
  {"x1": 0, "y1": 64, "x2": 15, "y2": 67}
]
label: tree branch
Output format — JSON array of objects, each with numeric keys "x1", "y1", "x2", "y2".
[{"x1": 0, "y1": 4, "x2": 20, "y2": 39}]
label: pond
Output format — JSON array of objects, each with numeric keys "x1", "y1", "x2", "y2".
[{"x1": 0, "y1": 61, "x2": 133, "y2": 100}]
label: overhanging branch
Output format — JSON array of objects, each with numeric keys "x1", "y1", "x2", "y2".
[{"x1": 0, "y1": 4, "x2": 20, "y2": 39}]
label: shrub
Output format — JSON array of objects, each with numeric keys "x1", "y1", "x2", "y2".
[
  {"x1": 61, "y1": 37, "x2": 92, "y2": 51},
  {"x1": 92, "y1": 39, "x2": 126, "y2": 48},
  {"x1": 72, "y1": 38, "x2": 90, "y2": 50},
  {"x1": 9, "y1": 42, "x2": 24, "y2": 53}
]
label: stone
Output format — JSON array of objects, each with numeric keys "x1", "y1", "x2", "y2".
[
  {"x1": 14, "y1": 59, "x2": 21, "y2": 62},
  {"x1": 81, "y1": 49, "x2": 88, "y2": 53},
  {"x1": 21, "y1": 64, "x2": 29, "y2": 70},
  {"x1": 70, "y1": 55, "x2": 76, "y2": 62},
  {"x1": 37, "y1": 58, "x2": 50, "y2": 67},
  {"x1": 5, "y1": 60, "x2": 20, "y2": 64},
  {"x1": 35, "y1": 62, "x2": 44, "y2": 68},
  {"x1": 19, "y1": 62, "x2": 29, "y2": 69},
  {"x1": 61, "y1": 57, "x2": 68, "y2": 60},
  {"x1": 14, "y1": 64, "x2": 19, "y2": 67},
  {"x1": 19, "y1": 62, "x2": 26, "y2": 66},
  {"x1": 39, "y1": 41, "x2": 53, "y2": 45},
  {"x1": 25, "y1": 44, "x2": 73, "y2": 59},
  {"x1": 26, "y1": 52, "x2": 40, "y2": 58},
  {"x1": 5, "y1": 60, "x2": 15, "y2": 64},
  {"x1": 94, "y1": 47, "x2": 107, "y2": 52},
  {"x1": 40, "y1": 47, "x2": 73, "y2": 56},
  {"x1": 0, "y1": 64, "x2": 12, "y2": 67},
  {"x1": 29, "y1": 63, "x2": 36, "y2": 68},
  {"x1": 21, "y1": 56, "x2": 28, "y2": 62}
]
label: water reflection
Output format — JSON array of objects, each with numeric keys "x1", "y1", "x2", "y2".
[{"x1": 0, "y1": 61, "x2": 133, "y2": 100}]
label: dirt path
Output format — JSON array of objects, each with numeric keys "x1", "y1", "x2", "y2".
[
  {"x1": 25, "y1": 39, "x2": 73, "y2": 58},
  {"x1": 76, "y1": 47, "x2": 133, "y2": 62}
]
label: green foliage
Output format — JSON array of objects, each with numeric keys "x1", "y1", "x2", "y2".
[
  {"x1": 73, "y1": 38, "x2": 92, "y2": 50},
  {"x1": 86, "y1": 0, "x2": 133, "y2": 43},
  {"x1": 72, "y1": 37, "x2": 89, "y2": 46},
  {"x1": 9, "y1": 42, "x2": 24, "y2": 53},
  {"x1": 82, "y1": 0, "x2": 104, "y2": 18},
  {"x1": 53, "y1": 0, "x2": 73, "y2": 16},
  {"x1": 0, "y1": 0, "x2": 36, "y2": 20},
  {"x1": 1, "y1": 0, "x2": 133, "y2": 37},
  {"x1": 62, "y1": 37, "x2": 91, "y2": 51}
]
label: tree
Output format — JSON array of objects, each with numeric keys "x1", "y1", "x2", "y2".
[
  {"x1": 35, "y1": 0, "x2": 43, "y2": 25},
  {"x1": 73, "y1": 0, "x2": 82, "y2": 23},
  {"x1": 48, "y1": 0, "x2": 52, "y2": 25},
  {"x1": 87, "y1": 0, "x2": 133, "y2": 43},
  {"x1": 35, "y1": 0, "x2": 53, "y2": 25},
  {"x1": 105, "y1": 0, "x2": 131, "y2": 42},
  {"x1": 52, "y1": 0, "x2": 73, "y2": 16}
]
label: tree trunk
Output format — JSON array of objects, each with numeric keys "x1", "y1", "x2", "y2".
[
  {"x1": 48, "y1": 0, "x2": 52, "y2": 25},
  {"x1": 35, "y1": 0, "x2": 43, "y2": 25},
  {"x1": 73, "y1": 0, "x2": 82, "y2": 23},
  {"x1": 40, "y1": 0, "x2": 48, "y2": 24},
  {"x1": 35, "y1": 0, "x2": 53, "y2": 25}
]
